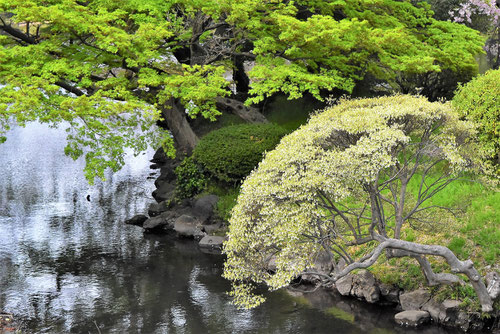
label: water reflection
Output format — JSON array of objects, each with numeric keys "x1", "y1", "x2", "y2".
[{"x1": 0, "y1": 123, "x2": 456, "y2": 333}]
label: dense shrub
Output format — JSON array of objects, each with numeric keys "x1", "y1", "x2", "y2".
[
  {"x1": 193, "y1": 123, "x2": 287, "y2": 182},
  {"x1": 175, "y1": 156, "x2": 207, "y2": 199},
  {"x1": 452, "y1": 69, "x2": 500, "y2": 167}
]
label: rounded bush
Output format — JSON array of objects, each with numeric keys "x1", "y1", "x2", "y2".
[
  {"x1": 452, "y1": 69, "x2": 500, "y2": 166},
  {"x1": 193, "y1": 123, "x2": 287, "y2": 182}
]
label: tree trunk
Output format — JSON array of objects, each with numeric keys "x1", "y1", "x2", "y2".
[
  {"x1": 233, "y1": 55, "x2": 250, "y2": 93},
  {"x1": 215, "y1": 97, "x2": 268, "y2": 123},
  {"x1": 161, "y1": 98, "x2": 199, "y2": 155},
  {"x1": 328, "y1": 237, "x2": 494, "y2": 312}
]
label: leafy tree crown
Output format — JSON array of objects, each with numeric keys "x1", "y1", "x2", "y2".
[{"x1": 223, "y1": 95, "x2": 484, "y2": 308}]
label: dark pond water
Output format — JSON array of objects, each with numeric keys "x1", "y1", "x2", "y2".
[{"x1": 0, "y1": 123, "x2": 457, "y2": 333}]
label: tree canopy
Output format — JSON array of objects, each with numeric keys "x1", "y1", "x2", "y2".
[
  {"x1": 223, "y1": 95, "x2": 496, "y2": 312},
  {"x1": 0, "y1": 0, "x2": 485, "y2": 182}
]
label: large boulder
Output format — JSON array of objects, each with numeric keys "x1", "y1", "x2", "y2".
[
  {"x1": 400, "y1": 289, "x2": 431, "y2": 311},
  {"x1": 151, "y1": 147, "x2": 168, "y2": 163},
  {"x1": 336, "y1": 275, "x2": 354, "y2": 296},
  {"x1": 155, "y1": 165, "x2": 176, "y2": 185},
  {"x1": 351, "y1": 270, "x2": 380, "y2": 303},
  {"x1": 174, "y1": 215, "x2": 205, "y2": 239},
  {"x1": 192, "y1": 195, "x2": 219, "y2": 224},
  {"x1": 395, "y1": 310, "x2": 430, "y2": 327},
  {"x1": 152, "y1": 181, "x2": 176, "y2": 203},
  {"x1": 124, "y1": 214, "x2": 148, "y2": 227}
]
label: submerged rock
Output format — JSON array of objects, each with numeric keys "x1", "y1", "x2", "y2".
[{"x1": 394, "y1": 310, "x2": 430, "y2": 327}]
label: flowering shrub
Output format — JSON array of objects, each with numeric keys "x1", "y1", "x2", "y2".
[
  {"x1": 223, "y1": 95, "x2": 495, "y2": 311},
  {"x1": 449, "y1": 0, "x2": 500, "y2": 67}
]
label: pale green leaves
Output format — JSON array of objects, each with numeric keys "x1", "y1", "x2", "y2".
[{"x1": 223, "y1": 95, "x2": 482, "y2": 309}]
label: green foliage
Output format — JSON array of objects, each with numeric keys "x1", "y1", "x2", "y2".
[
  {"x1": 193, "y1": 123, "x2": 287, "y2": 182},
  {"x1": 175, "y1": 156, "x2": 207, "y2": 199},
  {"x1": 215, "y1": 187, "x2": 240, "y2": 222},
  {"x1": 0, "y1": 0, "x2": 485, "y2": 182},
  {"x1": 452, "y1": 69, "x2": 500, "y2": 169}
]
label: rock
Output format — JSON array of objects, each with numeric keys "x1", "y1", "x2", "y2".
[
  {"x1": 351, "y1": 270, "x2": 380, "y2": 303},
  {"x1": 419, "y1": 296, "x2": 461, "y2": 325},
  {"x1": 267, "y1": 256, "x2": 277, "y2": 272},
  {"x1": 379, "y1": 283, "x2": 400, "y2": 304},
  {"x1": 440, "y1": 299, "x2": 461, "y2": 324},
  {"x1": 151, "y1": 147, "x2": 168, "y2": 163},
  {"x1": 174, "y1": 215, "x2": 204, "y2": 239},
  {"x1": 486, "y1": 271, "x2": 500, "y2": 299},
  {"x1": 199, "y1": 236, "x2": 225, "y2": 249},
  {"x1": 148, "y1": 201, "x2": 169, "y2": 217},
  {"x1": 152, "y1": 182, "x2": 175, "y2": 203},
  {"x1": 301, "y1": 252, "x2": 334, "y2": 283},
  {"x1": 400, "y1": 289, "x2": 431, "y2": 311},
  {"x1": 193, "y1": 195, "x2": 219, "y2": 224},
  {"x1": 421, "y1": 298, "x2": 442, "y2": 322},
  {"x1": 124, "y1": 214, "x2": 148, "y2": 227},
  {"x1": 202, "y1": 222, "x2": 222, "y2": 235},
  {"x1": 456, "y1": 311, "x2": 470, "y2": 331},
  {"x1": 442, "y1": 299, "x2": 461, "y2": 312},
  {"x1": 156, "y1": 166, "x2": 176, "y2": 185},
  {"x1": 336, "y1": 275, "x2": 353, "y2": 296},
  {"x1": 143, "y1": 211, "x2": 177, "y2": 231},
  {"x1": 333, "y1": 258, "x2": 346, "y2": 275},
  {"x1": 394, "y1": 310, "x2": 430, "y2": 327}
]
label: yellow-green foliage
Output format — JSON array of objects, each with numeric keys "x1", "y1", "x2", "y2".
[
  {"x1": 223, "y1": 95, "x2": 482, "y2": 309},
  {"x1": 453, "y1": 69, "x2": 500, "y2": 170}
]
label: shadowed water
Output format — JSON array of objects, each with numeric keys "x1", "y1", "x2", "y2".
[{"x1": 0, "y1": 123, "x2": 456, "y2": 333}]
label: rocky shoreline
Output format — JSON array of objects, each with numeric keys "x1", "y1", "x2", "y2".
[{"x1": 125, "y1": 149, "x2": 500, "y2": 333}]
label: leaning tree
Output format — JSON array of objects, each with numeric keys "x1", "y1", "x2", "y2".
[
  {"x1": 0, "y1": 0, "x2": 485, "y2": 182},
  {"x1": 223, "y1": 95, "x2": 497, "y2": 312}
]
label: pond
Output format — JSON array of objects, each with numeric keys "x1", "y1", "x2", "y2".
[{"x1": 0, "y1": 123, "x2": 456, "y2": 333}]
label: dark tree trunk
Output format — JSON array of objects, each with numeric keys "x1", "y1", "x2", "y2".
[
  {"x1": 233, "y1": 55, "x2": 250, "y2": 93},
  {"x1": 161, "y1": 98, "x2": 199, "y2": 155}
]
